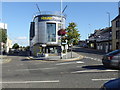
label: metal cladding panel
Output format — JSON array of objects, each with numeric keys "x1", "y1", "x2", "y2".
[
  {"x1": 30, "y1": 14, "x2": 66, "y2": 46},
  {"x1": 38, "y1": 22, "x2": 47, "y2": 43}
]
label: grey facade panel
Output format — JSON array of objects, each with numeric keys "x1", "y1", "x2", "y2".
[{"x1": 38, "y1": 22, "x2": 47, "y2": 43}]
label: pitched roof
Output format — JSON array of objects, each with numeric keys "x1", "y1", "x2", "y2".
[{"x1": 112, "y1": 15, "x2": 120, "y2": 22}]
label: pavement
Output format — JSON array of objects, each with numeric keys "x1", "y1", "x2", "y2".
[{"x1": 27, "y1": 51, "x2": 84, "y2": 61}]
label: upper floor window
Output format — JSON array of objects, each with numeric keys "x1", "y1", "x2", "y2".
[
  {"x1": 116, "y1": 30, "x2": 120, "y2": 39},
  {"x1": 116, "y1": 20, "x2": 120, "y2": 27},
  {"x1": 47, "y1": 23, "x2": 56, "y2": 42}
]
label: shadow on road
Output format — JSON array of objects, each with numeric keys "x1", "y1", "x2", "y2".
[
  {"x1": 21, "y1": 58, "x2": 46, "y2": 61},
  {"x1": 82, "y1": 65, "x2": 107, "y2": 70},
  {"x1": 82, "y1": 65, "x2": 118, "y2": 70},
  {"x1": 21, "y1": 59, "x2": 32, "y2": 61}
]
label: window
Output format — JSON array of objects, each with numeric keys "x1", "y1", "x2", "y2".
[
  {"x1": 116, "y1": 30, "x2": 120, "y2": 39},
  {"x1": 47, "y1": 23, "x2": 56, "y2": 42},
  {"x1": 30, "y1": 22, "x2": 35, "y2": 40},
  {"x1": 116, "y1": 42, "x2": 120, "y2": 49},
  {"x1": 116, "y1": 20, "x2": 120, "y2": 27}
]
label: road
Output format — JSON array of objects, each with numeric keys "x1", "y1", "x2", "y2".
[{"x1": 1, "y1": 47, "x2": 119, "y2": 89}]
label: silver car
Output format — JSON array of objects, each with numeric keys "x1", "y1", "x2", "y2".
[{"x1": 102, "y1": 49, "x2": 120, "y2": 69}]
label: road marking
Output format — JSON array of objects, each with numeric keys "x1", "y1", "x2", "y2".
[
  {"x1": 84, "y1": 56, "x2": 102, "y2": 62},
  {"x1": 16, "y1": 67, "x2": 57, "y2": 71},
  {"x1": 56, "y1": 62, "x2": 73, "y2": 65},
  {"x1": 71, "y1": 69, "x2": 119, "y2": 74},
  {"x1": 76, "y1": 61, "x2": 84, "y2": 64},
  {"x1": 56, "y1": 61, "x2": 84, "y2": 65},
  {"x1": 1, "y1": 80, "x2": 60, "y2": 84},
  {"x1": 92, "y1": 78, "x2": 116, "y2": 81},
  {"x1": 40, "y1": 67, "x2": 57, "y2": 70}
]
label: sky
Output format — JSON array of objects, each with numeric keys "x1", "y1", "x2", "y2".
[{"x1": 1, "y1": 2, "x2": 119, "y2": 46}]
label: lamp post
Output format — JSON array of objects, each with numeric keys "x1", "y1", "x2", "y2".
[
  {"x1": 70, "y1": 39, "x2": 74, "y2": 58},
  {"x1": 107, "y1": 12, "x2": 111, "y2": 52},
  {"x1": 107, "y1": 12, "x2": 110, "y2": 27}
]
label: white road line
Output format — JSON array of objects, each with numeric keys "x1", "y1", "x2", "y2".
[
  {"x1": 56, "y1": 62, "x2": 74, "y2": 65},
  {"x1": 76, "y1": 61, "x2": 84, "y2": 64},
  {"x1": 40, "y1": 67, "x2": 57, "y2": 70},
  {"x1": 1, "y1": 80, "x2": 60, "y2": 84},
  {"x1": 84, "y1": 56, "x2": 102, "y2": 62},
  {"x1": 92, "y1": 78, "x2": 116, "y2": 81},
  {"x1": 16, "y1": 67, "x2": 57, "y2": 71},
  {"x1": 71, "y1": 69, "x2": 119, "y2": 74},
  {"x1": 56, "y1": 61, "x2": 84, "y2": 65}
]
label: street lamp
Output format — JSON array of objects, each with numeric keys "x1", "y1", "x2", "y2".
[
  {"x1": 70, "y1": 39, "x2": 74, "y2": 58},
  {"x1": 107, "y1": 12, "x2": 111, "y2": 52},
  {"x1": 107, "y1": 12, "x2": 110, "y2": 27}
]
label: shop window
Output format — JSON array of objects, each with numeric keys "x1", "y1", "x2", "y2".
[{"x1": 47, "y1": 23, "x2": 56, "y2": 42}]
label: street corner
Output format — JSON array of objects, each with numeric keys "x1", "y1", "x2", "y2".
[
  {"x1": 61, "y1": 55, "x2": 84, "y2": 62},
  {"x1": 25, "y1": 56, "x2": 49, "y2": 62},
  {"x1": 79, "y1": 55, "x2": 84, "y2": 59},
  {"x1": 26, "y1": 56, "x2": 33, "y2": 60}
]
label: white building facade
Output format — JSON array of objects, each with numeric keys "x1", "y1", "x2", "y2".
[{"x1": 30, "y1": 12, "x2": 66, "y2": 56}]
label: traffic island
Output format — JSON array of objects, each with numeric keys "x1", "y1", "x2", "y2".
[{"x1": 27, "y1": 52, "x2": 84, "y2": 62}]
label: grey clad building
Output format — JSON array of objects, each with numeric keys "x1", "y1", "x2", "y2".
[{"x1": 30, "y1": 11, "x2": 66, "y2": 56}]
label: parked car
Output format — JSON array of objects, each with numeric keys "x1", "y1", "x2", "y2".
[
  {"x1": 102, "y1": 49, "x2": 120, "y2": 69},
  {"x1": 101, "y1": 78, "x2": 120, "y2": 90}
]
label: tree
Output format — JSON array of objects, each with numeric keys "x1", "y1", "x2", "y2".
[
  {"x1": 66, "y1": 22, "x2": 80, "y2": 45},
  {"x1": 12, "y1": 43, "x2": 19, "y2": 49},
  {"x1": 0, "y1": 29, "x2": 7, "y2": 43},
  {"x1": 25, "y1": 46, "x2": 30, "y2": 51}
]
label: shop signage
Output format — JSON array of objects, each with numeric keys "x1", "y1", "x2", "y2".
[{"x1": 39, "y1": 15, "x2": 62, "y2": 22}]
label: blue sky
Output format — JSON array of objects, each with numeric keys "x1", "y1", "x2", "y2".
[{"x1": 2, "y1": 2, "x2": 119, "y2": 46}]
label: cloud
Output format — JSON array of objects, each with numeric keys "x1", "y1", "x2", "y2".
[{"x1": 17, "y1": 36, "x2": 27, "y2": 40}]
